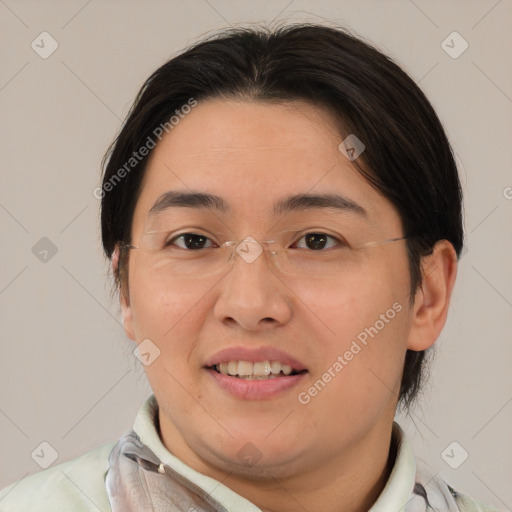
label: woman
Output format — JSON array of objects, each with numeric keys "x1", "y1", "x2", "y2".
[{"x1": 0, "y1": 22, "x2": 499, "y2": 512}]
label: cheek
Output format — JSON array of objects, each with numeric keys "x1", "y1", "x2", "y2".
[
  {"x1": 296, "y1": 254, "x2": 409, "y2": 334},
  {"x1": 295, "y1": 258, "x2": 410, "y2": 417},
  {"x1": 128, "y1": 259, "x2": 207, "y2": 341},
  {"x1": 128, "y1": 279, "x2": 209, "y2": 391},
  {"x1": 297, "y1": 309, "x2": 408, "y2": 441}
]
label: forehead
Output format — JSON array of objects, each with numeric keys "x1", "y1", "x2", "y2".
[
  {"x1": 145, "y1": 98, "x2": 348, "y2": 182},
  {"x1": 132, "y1": 99, "x2": 400, "y2": 229}
]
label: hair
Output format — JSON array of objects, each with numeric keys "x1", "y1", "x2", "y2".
[{"x1": 100, "y1": 22, "x2": 463, "y2": 409}]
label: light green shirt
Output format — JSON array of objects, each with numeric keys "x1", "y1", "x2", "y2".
[{"x1": 0, "y1": 394, "x2": 499, "y2": 511}]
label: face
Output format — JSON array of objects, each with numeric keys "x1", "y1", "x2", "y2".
[{"x1": 120, "y1": 98, "x2": 416, "y2": 479}]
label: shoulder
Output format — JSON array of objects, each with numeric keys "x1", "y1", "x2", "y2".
[{"x1": 0, "y1": 442, "x2": 115, "y2": 512}]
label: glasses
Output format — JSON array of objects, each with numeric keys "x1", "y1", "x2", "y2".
[{"x1": 119, "y1": 223, "x2": 409, "y2": 280}]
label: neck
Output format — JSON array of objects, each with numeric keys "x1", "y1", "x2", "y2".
[
  {"x1": 158, "y1": 413, "x2": 397, "y2": 512},
  {"x1": 225, "y1": 422, "x2": 395, "y2": 512}
]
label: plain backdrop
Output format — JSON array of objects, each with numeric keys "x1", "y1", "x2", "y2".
[{"x1": 0, "y1": 0, "x2": 511, "y2": 509}]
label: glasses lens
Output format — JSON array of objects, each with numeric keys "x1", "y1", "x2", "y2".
[{"x1": 133, "y1": 214, "x2": 405, "y2": 280}]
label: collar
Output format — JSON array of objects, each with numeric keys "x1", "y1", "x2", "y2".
[{"x1": 133, "y1": 394, "x2": 260, "y2": 511}]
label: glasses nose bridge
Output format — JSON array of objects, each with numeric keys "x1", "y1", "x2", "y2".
[{"x1": 226, "y1": 236, "x2": 281, "y2": 272}]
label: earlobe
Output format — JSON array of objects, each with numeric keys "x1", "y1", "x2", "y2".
[
  {"x1": 112, "y1": 245, "x2": 136, "y2": 341},
  {"x1": 120, "y1": 291, "x2": 135, "y2": 341},
  {"x1": 407, "y1": 240, "x2": 458, "y2": 351}
]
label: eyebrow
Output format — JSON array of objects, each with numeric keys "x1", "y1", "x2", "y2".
[
  {"x1": 148, "y1": 191, "x2": 367, "y2": 217},
  {"x1": 273, "y1": 193, "x2": 366, "y2": 217}
]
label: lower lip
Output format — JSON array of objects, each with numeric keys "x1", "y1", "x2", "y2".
[{"x1": 205, "y1": 368, "x2": 307, "y2": 400}]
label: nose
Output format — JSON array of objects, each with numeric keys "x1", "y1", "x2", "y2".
[{"x1": 213, "y1": 238, "x2": 293, "y2": 331}]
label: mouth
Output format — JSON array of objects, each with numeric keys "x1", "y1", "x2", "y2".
[
  {"x1": 204, "y1": 347, "x2": 309, "y2": 399},
  {"x1": 206, "y1": 360, "x2": 308, "y2": 380},
  {"x1": 204, "y1": 349, "x2": 309, "y2": 400}
]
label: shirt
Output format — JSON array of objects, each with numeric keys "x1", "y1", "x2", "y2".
[{"x1": 0, "y1": 394, "x2": 500, "y2": 511}]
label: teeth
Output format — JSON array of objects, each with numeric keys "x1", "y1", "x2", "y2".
[
  {"x1": 269, "y1": 361, "x2": 281, "y2": 374},
  {"x1": 281, "y1": 364, "x2": 292, "y2": 375},
  {"x1": 214, "y1": 360, "x2": 298, "y2": 378},
  {"x1": 227, "y1": 361, "x2": 238, "y2": 376},
  {"x1": 237, "y1": 360, "x2": 253, "y2": 376},
  {"x1": 253, "y1": 361, "x2": 271, "y2": 376},
  {"x1": 238, "y1": 374, "x2": 279, "y2": 380}
]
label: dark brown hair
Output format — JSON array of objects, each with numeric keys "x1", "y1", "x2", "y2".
[{"x1": 100, "y1": 23, "x2": 463, "y2": 409}]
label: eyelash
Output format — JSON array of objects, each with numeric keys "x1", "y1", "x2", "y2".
[{"x1": 165, "y1": 232, "x2": 347, "y2": 251}]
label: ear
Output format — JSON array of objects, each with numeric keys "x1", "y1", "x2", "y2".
[
  {"x1": 407, "y1": 240, "x2": 458, "y2": 351},
  {"x1": 112, "y1": 245, "x2": 136, "y2": 341}
]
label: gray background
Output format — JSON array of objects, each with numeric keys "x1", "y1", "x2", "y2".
[{"x1": 0, "y1": 0, "x2": 511, "y2": 509}]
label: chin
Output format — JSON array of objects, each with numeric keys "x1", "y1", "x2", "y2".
[
  {"x1": 214, "y1": 449, "x2": 305, "y2": 481},
  {"x1": 203, "y1": 432, "x2": 305, "y2": 473}
]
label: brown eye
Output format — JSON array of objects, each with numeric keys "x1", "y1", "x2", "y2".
[
  {"x1": 293, "y1": 232, "x2": 340, "y2": 251},
  {"x1": 167, "y1": 233, "x2": 214, "y2": 250}
]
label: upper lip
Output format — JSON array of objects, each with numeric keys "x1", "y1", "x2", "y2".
[{"x1": 205, "y1": 346, "x2": 308, "y2": 372}]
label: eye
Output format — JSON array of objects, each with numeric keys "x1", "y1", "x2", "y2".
[
  {"x1": 166, "y1": 233, "x2": 216, "y2": 250},
  {"x1": 292, "y1": 232, "x2": 344, "y2": 251}
]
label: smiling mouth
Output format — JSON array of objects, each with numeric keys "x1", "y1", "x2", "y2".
[{"x1": 207, "y1": 360, "x2": 307, "y2": 380}]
